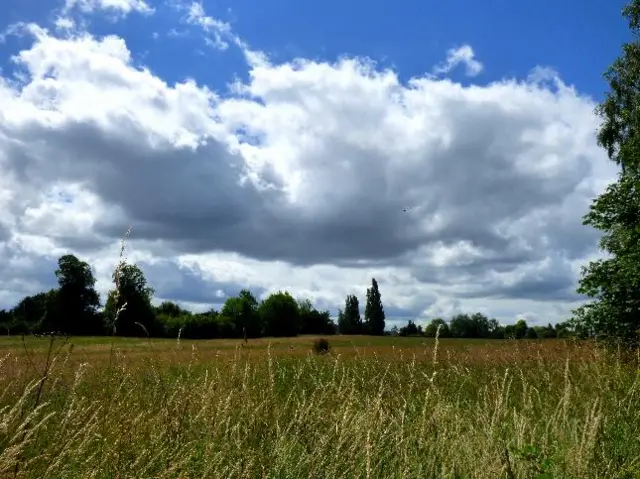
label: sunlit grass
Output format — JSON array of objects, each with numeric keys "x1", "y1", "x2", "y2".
[{"x1": 0, "y1": 335, "x2": 638, "y2": 478}]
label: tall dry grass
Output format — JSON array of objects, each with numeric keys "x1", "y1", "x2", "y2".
[{"x1": 0, "y1": 332, "x2": 637, "y2": 478}]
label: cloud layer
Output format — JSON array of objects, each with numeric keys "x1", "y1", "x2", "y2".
[{"x1": 0, "y1": 3, "x2": 617, "y2": 325}]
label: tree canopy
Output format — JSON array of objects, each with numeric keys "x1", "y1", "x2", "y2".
[
  {"x1": 573, "y1": 0, "x2": 640, "y2": 347},
  {"x1": 104, "y1": 262, "x2": 157, "y2": 337},
  {"x1": 51, "y1": 254, "x2": 102, "y2": 335}
]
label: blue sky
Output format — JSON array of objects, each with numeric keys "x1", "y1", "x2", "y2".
[
  {"x1": 1, "y1": 0, "x2": 628, "y2": 100},
  {"x1": 0, "y1": 0, "x2": 629, "y2": 324},
  {"x1": 224, "y1": 0, "x2": 628, "y2": 97}
]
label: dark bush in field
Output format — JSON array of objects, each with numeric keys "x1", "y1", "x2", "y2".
[{"x1": 312, "y1": 337, "x2": 330, "y2": 354}]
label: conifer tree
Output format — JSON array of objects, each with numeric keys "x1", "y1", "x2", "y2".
[
  {"x1": 364, "y1": 278, "x2": 386, "y2": 335},
  {"x1": 338, "y1": 294, "x2": 362, "y2": 334}
]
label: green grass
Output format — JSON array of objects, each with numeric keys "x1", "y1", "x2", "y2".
[{"x1": 0, "y1": 335, "x2": 638, "y2": 478}]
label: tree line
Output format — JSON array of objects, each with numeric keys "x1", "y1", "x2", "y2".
[
  {"x1": 392, "y1": 317, "x2": 574, "y2": 340},
  {"x1": 0, "y1": 255, "x2": 334, "y2": 339},
  {"x1": 0, "y1": 254, "x2": 579, "y2": 340},
  {"x1": 336, "y1": 289, "x2": 575, "y2": 339}
]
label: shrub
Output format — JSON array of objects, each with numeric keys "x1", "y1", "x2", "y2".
[{"x1": 312, "y1": 337, "x2": 330, "y2": 354}]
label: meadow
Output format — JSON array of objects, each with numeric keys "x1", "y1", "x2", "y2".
[{"x1": 0, "y1": 334, "x2": 638, "y2": 478}]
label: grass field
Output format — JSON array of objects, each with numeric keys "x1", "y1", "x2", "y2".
[{"x1": 0, "y1": 334, "x2": 638, "y2": 478}]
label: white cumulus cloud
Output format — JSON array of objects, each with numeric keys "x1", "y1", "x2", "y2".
[{"x1": 0, "y1": 7, "x2": 618, "y2": 325}]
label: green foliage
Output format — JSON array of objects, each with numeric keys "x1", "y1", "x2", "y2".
[
  {"x1": 0, "y1": 310, "x2": 11, "y2": 334},
  {"x1": 508, "y1": 444, "x2": 555, "y2": 479},
  {"x1": 364, "y1": 278, "x2": 385, "y2": 335},
  {"x1": 449, "y1": 313, "x2": 501, "y2": 338},
  {"x1": 155, "y1": 300, "x2": 187, "y2": 318},
  {"x1": 259, "y1": 291, "x2": 300, "y2": 337},
  {"x1": 424, "y1": 318, "x2": 450, "y2": 338},
  {"x1": 525, "y1": 327, "x2": 539, "y2": 339},
  {"x1": 159, "y1": 310, "x2": 236, "y2": 339},
  {"x1": 298, "y1": 299, "x2": 336, "y2": 335},
  {"x1": 0, "y1": 256, "x2": 572, "y2": 341},
  {"x1": 51, "y1": 255, "x2": 103, "y2": 335},
  {"x1": 155, "y1": 301, "x2": 216, "y2": 339},
  {"x1": 311, "y1": 337, "x2": 330, "y2": 354},
  {"x1": 533, "y1": 324, "x2": 557, "y2": 339},
  {"x1": 514, "y1": 319, "x2": 529, "y2": 339},
  {"x1": 104, "y1": 263, "x2": 158, "y2": 337},
  {"x1": 399, "y1": 319, "x2": 420, "y2": 336},
  {"x1": 503, "y1": 324, "x2": 516, "y2": 339},
  {"x1": 160, "y1": 310, "x2": 227, "y2": 339},
  {"x1": 220, "y1": 289, "x2": 260, "y2": 338},
  {"x1": 337, "y1": 294, "x2": 362, "y2": 334},
  {"x1": 9, "y1": 291, "x2": 57, "y2": 334},
  {"x1": 573, "y1": 0, "x2": 640, "y2": 347}
]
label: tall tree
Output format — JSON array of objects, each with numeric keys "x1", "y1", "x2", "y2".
[
  {"x1": 364, "y1": 278, "x2": 386, "y2": 335},
  {"x1": 514, "y1": 319, "x2": 529, "y2": 340},
  {"x1": 338, "y1": 294, "x2": 362, "y2": 335},
  {"x1": 573, "y1": 0, "x2": 640, "y2": 346},
  {"x1": 220, "y1": 289, "x2": 261, "y2": 338},
  {"x1": 53, "y1": 254, "x2": 102, "y2": 335},
  {"x1": 449, "y1": 314, "x2": 473, "y2": 338},
  {"x1": 104, "y1": 263, "x2": 157, "y2": 337},
  {"x1": 259, "y1": 291, "x2": 300, "y2": 337}
]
